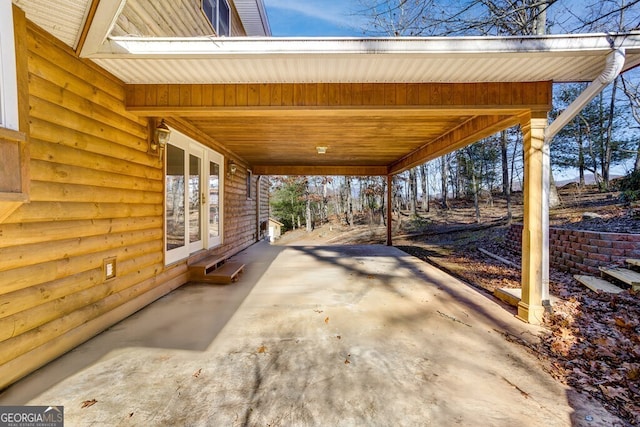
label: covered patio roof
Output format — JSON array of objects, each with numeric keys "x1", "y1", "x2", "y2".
[{"x1": 80, "y1": 32, "x2": 640, "y2": 176}]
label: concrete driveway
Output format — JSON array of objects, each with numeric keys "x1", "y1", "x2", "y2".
[{"x1": 0, "y1": 242, "x2": 619, "y2": 426}]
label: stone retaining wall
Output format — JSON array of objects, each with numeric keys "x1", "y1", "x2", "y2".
[{"x1": 505, "y1": 224, "x2": 640, "y2": 275}]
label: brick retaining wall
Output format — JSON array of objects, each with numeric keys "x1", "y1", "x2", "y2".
[{"x1": 505, "y1": 224, "x2": 640, "y2": 275}]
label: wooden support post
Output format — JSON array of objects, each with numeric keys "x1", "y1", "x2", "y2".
[
  {"x1": 386, "y1": 174, "x2": 393, "y2": 246},
  {"x1": 518, "y1": 113, "x2": 548, "y2": 325}
]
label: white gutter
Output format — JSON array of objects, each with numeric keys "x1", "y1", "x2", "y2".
[
  {"x1": 88, "y1": 32, "x2": 640, "y2": 58},
  {"x1": 540, "y1": 47, "x2": 626, "y2": 306},
  {"x1": 545, "y1": 48, "x2": 626, "y2": 140}
]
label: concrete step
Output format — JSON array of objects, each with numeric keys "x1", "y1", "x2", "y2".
[
  {"x1": 493, "y1": 287, "x2": 559, "y2": 307},
  {"x1": 574, "y1": 275, "x2": 625, "y2": 294},
  {"x1": 191, "y1": 261, "x2": 245, "y2": 284},
  {"x1": 599, "y1": 267, "x2": 640, "y2": 291},
  {"x1": 494, "y1": 288, "x2": 521, "y2": 307}
]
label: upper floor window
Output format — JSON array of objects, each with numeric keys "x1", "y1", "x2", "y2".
[
  {"x1": 202, "y1": 0, "x2": 231, "y2": 37},
  {"x1": 0, "y1": 1, "x2": 19, "y2": 131}
]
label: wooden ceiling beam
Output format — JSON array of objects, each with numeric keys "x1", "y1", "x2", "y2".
[
  {"x1": 389, "y1": 114, "x2": 523, "y2": 174},
  {"x1": 126, "y1": 82, "x2": 552, "y2": 110},
  {"x1": 251, "y1": 165, "x2": 388, "y2": 176}
]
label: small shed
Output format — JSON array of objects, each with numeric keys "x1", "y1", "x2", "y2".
[{"x1": 268, "y1": 218, "x2": 284, "y2": 242}]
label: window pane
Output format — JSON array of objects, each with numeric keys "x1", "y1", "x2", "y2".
[
  {"x1": 218, "y1": 0, "x2": 230, "y2": 36},
  {"x1": 209, "y1": 161, "x2": 220, "y2": 239},
  {"x1": 166, "y1": 145, "x2": 185, "y2": 251},
  {"x1": 203, "y1": 0, "x2": 213, "y2": 22},
  {"x1": 189, "y1": 154, "x2": 202, "y2": 243}
]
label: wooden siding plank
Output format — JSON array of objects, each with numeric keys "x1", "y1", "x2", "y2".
[
  {"x1": 28, "y1": 119, "x2": 158, "y2": 169},
  {"x1": 29, "y1": 74, "x2": 147, "y2": 139},
  {"x1": 29, "y1": 137, "x2": 162, "y2": 179},
  {"x1": 0, "y1": 217, "x2": 161, "y2": 249},
  {"x1": 0, "y1": 262, "x2": 169, "y2": 366},
  {"x1": 0, "y1": 18, "x2": 267, "y2": 392},
  {"x1": 30, "y1": 159, "x2": 163, "y2": 193},
  {"x1": 0, "y1": 228, "x2": 162, "y2": 273},
  {"x1": 0, "y1": 252, "x2": 163, "y2": 341},
  {"x1": 4, "y1": 201, "x2": 163, "y2": 224},
  {"x1": 0, "y1": 267, "x2": 186, "y2": 390},
  {"x1": 0, "y1": 240, "x2": 161, "y2": 296},
  {"x1": 30, "y1": 181, "x2": 163, "y2": 204}
]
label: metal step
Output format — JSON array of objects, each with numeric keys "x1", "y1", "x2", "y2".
[{"x1": 574, "y1": 275, "x2": 625, "y2": 294}]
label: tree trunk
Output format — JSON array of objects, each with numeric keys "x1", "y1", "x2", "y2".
[
  {"x1": 578, "y1": 126, "x2": 586, "y2": 187},
  {"x1": 409, "y1": 167, "x2": 418, "y2": 216},
  {"x1": 419, "y1": 163, "x2": 429, "y2": 212},
  {"x1": 345, "y1": 176, "x2": 353, "y2": 227},
  {"x1": 305, "y1": 192, "x2": 313, "y2": 232},
  {"x1": 440, "y1": 156, "x2": 449, "y2": 209},
  {"x1": 380, "y1": 177, "x2": 386, "y2": 226},
  {"x1": 471, "y1": 169, "x2": 481, "y2": 223},
  {"x1": 500, "y1": 130, "x2": 512, "y2": 221},
  {"x1": 535, "y1": 1, "x2": 547, "y2": 35},
  {"x1": 602, "y1": 79, "x2": 618, "y2": 190}
]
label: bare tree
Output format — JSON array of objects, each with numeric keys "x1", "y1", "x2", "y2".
[
  {"x1": 419, "y1": 163, "x2": 429, "y2": 212},
  {"x1": 621, "y1": 76, "x2": 640, "y2": 171}
]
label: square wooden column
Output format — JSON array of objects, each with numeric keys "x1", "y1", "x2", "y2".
[{"x1": 518, "y1": 113, "x2": 548, "y2": 325}]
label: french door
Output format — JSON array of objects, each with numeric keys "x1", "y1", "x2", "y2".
[{"x1": 165, "y1": 129, "x2": 223, "y2": 265}]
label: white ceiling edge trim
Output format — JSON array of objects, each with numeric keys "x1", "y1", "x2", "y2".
[
  {"x1": 80, "y1": 0, "x2": 127, "y2": 57},
  {"x1": 82, "y1": 32, "x2": 640, "y2": 59}
]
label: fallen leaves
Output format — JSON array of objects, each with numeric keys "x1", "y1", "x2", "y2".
[
  {"x1": 400, "y1": 225, "x2": 640, "y2": 425},
  {"x1": 81, "y1": 399, "x2": 97, "y2": 408},
  {"x1": 540, "y1": 282, "x2": 640, "y2": 424}
]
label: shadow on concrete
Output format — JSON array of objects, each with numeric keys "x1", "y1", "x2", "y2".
[
  {"x1": 0, "y1": 242, "x2": 622, "y2": 424},
  {"x1": 0, "y1": 241, "x2": 284, "y2": 405}
]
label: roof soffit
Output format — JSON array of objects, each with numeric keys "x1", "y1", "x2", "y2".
[{"x1": 84, "y1": 32, "x2": 640, "y2": 85}]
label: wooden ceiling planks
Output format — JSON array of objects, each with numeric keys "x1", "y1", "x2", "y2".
[{"x1": 126, "y1": 81, "x2": 552, "y2": 175}]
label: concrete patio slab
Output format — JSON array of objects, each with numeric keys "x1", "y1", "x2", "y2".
[{"x1": 0, "y1": 242, "x2": 619, "y2": 426}]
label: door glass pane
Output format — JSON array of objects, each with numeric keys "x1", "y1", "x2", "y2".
[
  {"x1": 166, "y1": 145, "x2": 185, "y2": 251},
  {"x1": 189, "y1": 154, "x2": 202, "y2": 244},
  {"x1": 209, "y1": 161, "x2": 220, "y2": 240}
]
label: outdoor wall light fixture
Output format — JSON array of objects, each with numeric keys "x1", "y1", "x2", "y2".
[
  {"x1": 228, "y1": 160, "x2": 238, "y2": 177},
  {"x1": 316, "y1": 146, "x2": 328, "y2": 154},
  {"x1": 149, "y1": 118, "x2": 171, "y2": 157}
]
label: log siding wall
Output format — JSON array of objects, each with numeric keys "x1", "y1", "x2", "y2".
[
  {"x1": 506, "y1": 224, "x2": 640, "y2": 275},
  {"x1": 0, "y1": 20, "x2": 262, "y2": 389}
]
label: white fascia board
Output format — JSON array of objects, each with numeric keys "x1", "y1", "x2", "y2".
[{"x1": 84, "y1": 32, "x2": 640, "y2": 59}]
